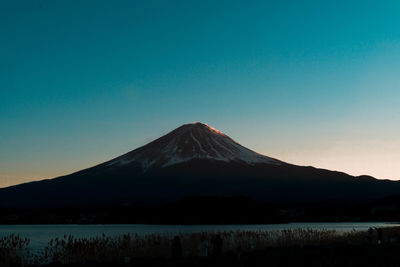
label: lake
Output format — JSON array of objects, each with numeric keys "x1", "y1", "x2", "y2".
[{"x1": 1, "y1": 222, "x2": 399, "y2": 254}]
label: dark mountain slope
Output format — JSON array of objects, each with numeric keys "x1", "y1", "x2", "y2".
[{"x1": 1, "y1": 122, "x2": 399, "y2": 211}]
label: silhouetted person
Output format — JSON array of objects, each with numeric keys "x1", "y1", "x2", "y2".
[
  {"x1": 366, "y1": 227, "x2": 374, "y2": 243},
  {"x1": 211, "y1": 234, "x2": 223, "y2": 258},
  {"x1": 198, "y1": 233, "x2": 209, "y2": 257},
  {"x1": 375, "y1": 227, "x2": 383, "y2": 244},
  {"x1": 171, "y1": 236, "x2": 182, "y2": 260}
]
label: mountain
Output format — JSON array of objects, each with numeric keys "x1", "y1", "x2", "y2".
[
  {"x1": 105, "y1": 122, "x2": 282, "y2": 170},
  {"x1": 1, "y1": 122, "x2": 400, "y2": 213}
]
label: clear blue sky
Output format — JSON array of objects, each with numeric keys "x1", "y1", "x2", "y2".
[{"x1": 1, "y1": 0, "x2": 400, "y2": 187}]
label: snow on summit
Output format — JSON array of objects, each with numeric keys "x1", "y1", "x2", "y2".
[{"x1": 107, "y1": 122, "x2": 281, "y2": 171}]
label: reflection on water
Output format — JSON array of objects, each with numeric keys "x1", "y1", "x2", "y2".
[{"x1": 0, "y1": 222, "x2": 399, "y2": 253}]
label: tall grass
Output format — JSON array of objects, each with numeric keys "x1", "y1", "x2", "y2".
[
  {"x1": 2, "y1": 227, "x2": 399, "y2": 265},
  {"x1": 39, "y1": 228, "x2": 382, "y2": 264},
  {"x1": 0, "y1": 234, "x2": 30, "y2": 266}
]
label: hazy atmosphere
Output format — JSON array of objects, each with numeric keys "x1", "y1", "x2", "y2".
[{"x1": 1, "y1": 0, "x2": 400, "y2": 188}]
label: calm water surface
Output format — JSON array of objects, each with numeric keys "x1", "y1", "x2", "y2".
[{"x1": 0, "y1": 222, "x2": 399, "y2": 253}]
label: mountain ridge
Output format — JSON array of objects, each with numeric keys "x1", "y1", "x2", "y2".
[{"x1": 1, "y1": 122, "x2": 400, "y2": 213}]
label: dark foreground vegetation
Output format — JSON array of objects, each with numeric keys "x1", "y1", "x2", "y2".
[{"x1": 2, "y1": 227, "x2": 400, "y2": 266}]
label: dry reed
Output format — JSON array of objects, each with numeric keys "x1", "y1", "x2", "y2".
[{"x1": 2, "y1": 227, "x2": 399, "y2": 265}]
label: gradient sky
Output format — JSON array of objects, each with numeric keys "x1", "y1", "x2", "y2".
[{"x1": 1, "y1": 0, "x2": 400, "y2": 187}]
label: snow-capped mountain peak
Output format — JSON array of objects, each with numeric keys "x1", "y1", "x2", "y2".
[{"x1": 107, "y1": 122, "x2": 281, "y2": 171}]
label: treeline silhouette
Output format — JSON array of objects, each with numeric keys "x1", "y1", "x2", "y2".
[{"x1": 2, "y1": 195, "x2": 400, "y2": 224}]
